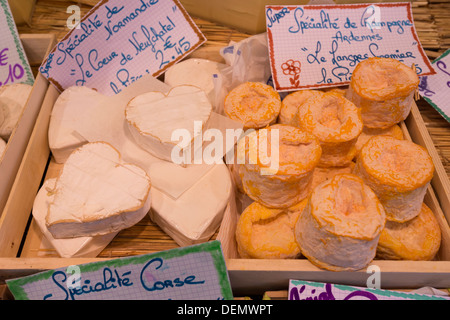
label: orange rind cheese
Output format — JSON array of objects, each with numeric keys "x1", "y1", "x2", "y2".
[
  {"x1": 294, "y1": 173, "x2": 386, "y2": 271},
  {"x1": 237, "y1": 124, "x2": 321, "y2": 209},
  {"x1": 354, "y1": 124, "x2": 404, "y2": 156},
  {"x1": 236, "y1": 199, "x2": 307, "y2": 259},
  {"x1": 224, "y1": 82, "x2": 281, "y2": 129},
  {"x1": 297, "y1": 91, "x2": 363, "y2": 167},
  {"x1": 377, "y1": 203, "x2": 441, "y2": 261},
  {"x1": 310, "y1": 162, "x2": 355, "y2": 191},
  {"x1": 346, "y1": 57, "x2": 419, "y2": 129},
  {"x1": 354, "y1": 135, "x2": 434, "y2": 222},
  {"x1": 278, "y1": 90, "x2": 323, "y2": 126}
]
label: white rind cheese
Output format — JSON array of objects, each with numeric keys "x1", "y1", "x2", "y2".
[
  {"x1": 46, "y1": 142, "x2": 152, "y2": 239},
  {"x1": 48, "y1": 86, "x2": 105, "y2": 163},
  {"x1": 125, "y1": 85, "x2": 212, "y2": 164},
  {"x1": 149, "y1": 161, "x2": 232, "y2": 247},
  {"x1": 0, "y1": 83, "x2": 33, "y2": 140},
  {"x1": 164, "y1": 58, "x2": 226, "y2": 105},
  {"x1": 33, "y1": 178, "x2": 117, "y2": 258}
]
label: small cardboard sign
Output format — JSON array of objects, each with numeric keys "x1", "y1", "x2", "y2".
[
  {"x1": 6, "y1": 241, "x2": 233, "y2": 300},
  {"x1": 39, "y1": 0, "x2": 206, "y2": 96},
  {"x1": 0, "y1": 0, "x2": 34, "y2": 87},
  {"x1": 418, "y1": 48, "x2": 450, "y2": 123},
  {"x1": 265, "y1": 2, "x2": 434, "y2": 91},
  {"x1": 288, "y1": 280, "x2": 450, "y2": 300}
]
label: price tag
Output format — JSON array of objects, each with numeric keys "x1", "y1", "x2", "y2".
[
  {"x1": 418, "y1": 49, "x2": 450, "y2": 123},
  {"x1": 39, "y1": 0, "x2": 206, "y2": 96},
  {"x1": 6, "y1": 241, "x2": 233, "y2": 300},
  {"x1": 265, "y1": 2, "x2": 434, "y2": 91},
  {"x1": 0, "y1": 0, "x2": 34, "y2": 87}
]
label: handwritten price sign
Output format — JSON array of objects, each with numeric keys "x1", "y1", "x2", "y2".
[
  {"x1": 0, "y1": 0, "x2": 34, "y2": 88},
  {"x1": 418, "y1": 49, "x2": 450, "y2": 123},
  {"x1": 40, "y1": 0, "x2": 206, "y2": 96},
  {"x1": 6, "y1": 241, "x2": 233, "y2": 300},
  {"x1": 266, "y1": 3, "x2": 434, "y2": 91}
]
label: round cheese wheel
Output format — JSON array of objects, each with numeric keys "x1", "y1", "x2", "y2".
[
  {"x1": 224, "y1": 82, "x2": 281, "y2": 129},
  {"x1": 377, "y1": 203, "x2": 441, "y2": 261},
  {"x1": 0, "y1": 83, "x2": 33, "y2": 140},
  {"x1": 238, "y1": 124, "x2": 322, "y2": 208},
  {"x1": 278, "y1": 90, "x2": 322, "y2": 126},
  {"x1": 295, "y1": 173, "x2": 386, "y2": 271},
  {"x1": 236, "y1": 199, "x2": 306, "y2": 259},
  {"x1": 354, "y1": 135, "x2": 434, "y2": 222},
  {"x1": 297, "y1": 91, "x2": 363, "y2": 167},
  {"x1": 354, "y1": 124, "x2": 404, "y2": 156},
  {"x1": 346, "y1": 57, "x2": 419, "y2": 129}
]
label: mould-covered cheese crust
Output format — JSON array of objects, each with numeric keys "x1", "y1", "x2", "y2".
[
  {"x1": 238, "y1": 124, "x2": 322, "y2": 208},
  {"x1": 278, "y1": 90, "x2": 322, "y2": 126},
  {"x1": 346, "y1": 57, "x2": 419, "y2": 129},
  {"x1": 295, "y1": 173, "x2": 385, "y2": 271},
  {"x1": 236, "y1": 199, "x2": 307, "y2": 259},
  {"x1": 377, "y1": 203, "x2": 441, "y2": 261},
  {"x1": 224, "y1": 82, "x2": 281, "y2": 129},
  {"x1": 297, "y1": 92, "x2": 363, "y2": 167},
  {"x1": 354, "y1": 135, "x2": 434, "y2": 222}
]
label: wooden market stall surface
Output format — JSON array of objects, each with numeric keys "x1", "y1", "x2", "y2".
[{"x1": 1, "y1": 0, "x2": 449, "y2": 299}]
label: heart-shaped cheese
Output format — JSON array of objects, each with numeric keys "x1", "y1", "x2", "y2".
[
  {"x1": 149, "y1": 160, "x2": 232, "y2": 246},
  {"x1": 48, "y1": 86, "x2": 106, "y2": 163},
  {"x1": 125, "y1": 85, "x2": 212, "y2": 164},
  {"x1": 34, "y1": 178, "x2": 118, "y2": 257},
  {"x1": 46, "y1": 142, "x2": 152, "y2": 239},
  {"x1": 0, "y1": 83, "x2": 33, "y2": 140}
]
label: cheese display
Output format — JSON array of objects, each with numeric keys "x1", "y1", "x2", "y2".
[
  {"x1": 33, "y1": 179, "x2": 118, "y2": 258},
  {"x1": 238, "y1": 124, "x2": 322, "y2": 208},
  {"x1": 125, "y1": 85, "x2": 212, "y2": 164},
  {"x1": 354, "y1": 124, "x2": 404, "y2": 156},
  {"x1": 224, "y1": 81, "x2": 281, "y2": 129},
  {"x1": 236, "y1": 199, "x2": 306, "y2": 259},
  {"x1": 346, "y1": 57, "x2": 419, "y2": 129},
  {"x1": 48, "y1": 85, "x2": 104, "y2": 163},
  {"x1": 149, "y1": 161, "x2": 232, "y2": 247},
  {"x1": 297, "y1": 91, "x2": 363, "y2": 167},
  {"x1": 0, "y1": 83, "x2": 33, "y2": 140},
  {"x1": 164, "y1": 58, "x2": 226, "y2": 105},
  {"x1": 354, "y1": 135, "x2": 434, "y2": 222},
  {"x1": 294, "y1": 173, "x2": 386, "y2": 271},
  {"x1": 277, "y1": 90, "x2": 322, "y2": 126},
  {"x1": 377, "y1": 203, "x2": 441, "y2": 261},
  {"x1": 46, "y1": 142, "x2": 152, "y2": 239}
]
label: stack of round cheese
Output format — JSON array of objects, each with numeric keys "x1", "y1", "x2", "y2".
[{"x1": 233, "y1": 57, "x2": 441, "y2": 269}]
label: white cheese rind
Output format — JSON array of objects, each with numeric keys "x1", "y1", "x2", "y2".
[
  {"x1": 46, "y1": 142, "x2": 152, "y2": 239},
  {"x1": 125, "y1": 85, "x2": 212, "y2": 164},
  {"x1": 149, "y1": 161, "x2": 232, "y2": 247},
  {"x1": 0, "y1": 83, "x2": 33, "y2": 140},
  {"x1": 164, "y1": 58, "x2": 226, "y2": 105},
  {"x1": 33, "y1": 178, "x2": 117, "y2": 258},
  {"x1": 48, "y1": 86, "x2": 106, "y2": 163}
]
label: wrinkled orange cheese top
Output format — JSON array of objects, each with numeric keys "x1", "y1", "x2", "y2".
[
  {"x1": 297, "y1": 92, "x2": 363, "y2": 143},
  {"x1": 279, "y1": 90, "x2": 322, "y2": 125},
  {"x1": 309, "y1": 173, "x2": 385, "y2": 240},
  {"x1": 351, "y1": 57, "x2": 419, "y2": 101},
  {"x1": 224, "y1": 82, "x2": 281, "y2": 128},
  {"x1": 239, "y1": 124, "x2": 322, "y2": 176},
  {"x1": 236, "y1": 199, "x2": 307, "y2": 259},
  {"x1": 359, "y1": 135, "x2": 434, "y2": 191}
]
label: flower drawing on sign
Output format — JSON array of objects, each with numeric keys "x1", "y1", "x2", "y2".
[{"x1": 281, "y1": 59, "x2": 301, "y2": 87}]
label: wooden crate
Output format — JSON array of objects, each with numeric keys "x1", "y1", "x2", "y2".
[
  {"x1": 0, "y1": 43, "x2": 449, "y2": 297},
  {"x1": 0, "y1": 34, "x2": 56, "y2": 216}
]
